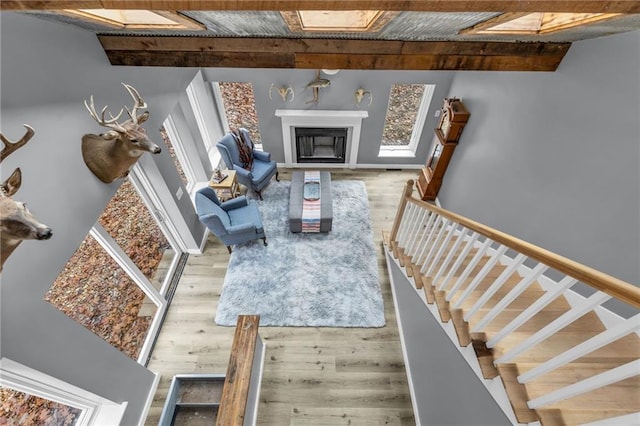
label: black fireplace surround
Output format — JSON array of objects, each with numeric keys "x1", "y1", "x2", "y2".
[{"x1": 295, "y1": 127, "x2": 347, "y2": 163}]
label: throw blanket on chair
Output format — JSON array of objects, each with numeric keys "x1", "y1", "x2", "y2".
[
  {"x1": 231, "y1": 130, "x2": 254, "y2": 171},
  {"x1": 301, "y1": 171, "x2": 321, "y2": 232}
]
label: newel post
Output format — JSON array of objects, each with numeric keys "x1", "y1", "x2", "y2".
[{"x1": 389, "y1": 180, "x2": 414, "y2": 257}]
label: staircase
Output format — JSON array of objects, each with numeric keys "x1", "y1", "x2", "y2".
[{"x1": 384, "y1": 180, "x2": 640, "y2": 425}]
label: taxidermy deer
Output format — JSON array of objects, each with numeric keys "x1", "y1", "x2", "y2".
[
  {"x1": 0, "y1": 125, "x2": 53, "y2": 271},
  {"x1": 82, "y1": 83, "x2": 161, "y2": 183}
]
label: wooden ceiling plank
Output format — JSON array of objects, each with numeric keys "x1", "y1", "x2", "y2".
[
  {"x1": 294, "y1": 53, "x2": 566, "y2": 71},
  {"x1": 98, "y1": 35, "x2": 306, "y2": 52},
  {"x1": 105, "y1": 50, "x2": 296, "y2": 67},
  {"x1": 98, "y1": 35, "x2": 570, "y2": 58},
  {"x1": 102, "y1": 48, "x2": 567, "y2": 71},
  {"x1": 3, "y1": 0, "x2": 640, "y2": 13}
]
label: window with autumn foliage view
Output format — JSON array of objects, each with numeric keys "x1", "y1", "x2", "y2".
[{"x1": 44, "y1": 178, "x2": 174, "y2": 363}]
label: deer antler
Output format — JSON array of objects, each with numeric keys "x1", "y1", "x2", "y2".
[
  {"x1": 84, "y1": 95, "x2": 125, "y2": 132},
  {"x1": 122, "y1": 83, "x2": 147, "y2": 125},
  {"x1": 1, "y1": 125, "x2": 35, "y2": 162}
]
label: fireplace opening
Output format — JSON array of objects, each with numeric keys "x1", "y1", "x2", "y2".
[{"x1": 295, "y1": 127, "x2": 347, "y2": 163}]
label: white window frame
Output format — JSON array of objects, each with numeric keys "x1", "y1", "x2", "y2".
[
  {"x1": 378, "y1": 84, "x2": 435, "y2": 158},
  {"x1": 0, "y1": 358, "x2": 127, "y2": 425},
  {"x1": 163, "y1": 114, "x2": 198, "y2": 193},
  {"x1": 187, "y1": 78, "x2": 223, "y2": 169}
]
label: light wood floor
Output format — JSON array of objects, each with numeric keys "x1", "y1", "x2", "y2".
[{"x1": 145, "y1": 169, "x2": 419, "y2": 425}]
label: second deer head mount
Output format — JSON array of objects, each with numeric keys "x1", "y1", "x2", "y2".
[
  {"x1": 82, "y1": 83, "x2": 161, "y2": 184},
  {"x1": 0, "y1": 125, "x2": 53, "y2": 272}
]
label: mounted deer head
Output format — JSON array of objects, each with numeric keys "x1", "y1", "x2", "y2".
[
  {"x1": 0, "y1": 125, "x2": 53, "y2": 272},
  {"x1": 82, "y1": 83, "x2": 161, "y2": 183}
]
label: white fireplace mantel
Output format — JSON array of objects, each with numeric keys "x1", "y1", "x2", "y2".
[{"x1": 275, "y1": 109, "x2": 368, "y2": 168}]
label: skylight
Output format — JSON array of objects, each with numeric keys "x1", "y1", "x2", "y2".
[
  {"x1": 281, "y1": 10, "x2": 395, "y2": 33},
  {"x1": 461, "y1": 12, "x2": 621, "y2": 35},
  {"x1": 61, "y1": 9, "x2": 203, "y2": 30}
]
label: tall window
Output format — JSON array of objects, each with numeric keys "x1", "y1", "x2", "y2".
[
  {"x1": 0, "y1": 387, "x2": 81, "y2": 425},
  {"x1": 218, "y1": 82, "x2": 262, "y2": 147},
  {"x1": 45, "y1": 179, "x2": 174, "y2": 362},
  {"x1": 379, "y1": 83, "x2": 435, "y2": 157}
]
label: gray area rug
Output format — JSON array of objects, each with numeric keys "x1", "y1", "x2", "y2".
[{"x1": 214, "y1": 180, "x2": 385, "y2": 327}]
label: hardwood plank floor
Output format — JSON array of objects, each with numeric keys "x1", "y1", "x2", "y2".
[{"x1": 145, "y1": 169, "x2": 418, "y2": 425}]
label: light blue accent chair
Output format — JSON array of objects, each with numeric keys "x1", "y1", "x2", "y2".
[
  {"x1": 195, "y1": 187, "x2": 267, "y2": 253},
  {"x1": 216, "y1": 128, "x2": 279, "y2": 200}
]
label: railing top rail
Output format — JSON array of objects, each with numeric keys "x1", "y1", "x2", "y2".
[{"x1": 399, "y1": 180, "x2": 640, "y2": 308}]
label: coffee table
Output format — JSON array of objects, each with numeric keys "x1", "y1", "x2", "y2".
[{"x1": 289, "y1": 171, "x2": 333, "y2": 233}]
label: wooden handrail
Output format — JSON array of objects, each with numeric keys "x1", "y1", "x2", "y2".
[
  {"x1": 395, "y1": 180, "x2": 640, "y2": 308},
  {"x1": 216, "y1": 315, "x2": 260, "y2": 426}
]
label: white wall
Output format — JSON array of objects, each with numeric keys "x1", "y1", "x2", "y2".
[
  {"x1": 438, "y1": 30, "x2": 640, "y2": 316},
  {"x1": 1, "y1": 12, "x2": 201, "y2": 424}
]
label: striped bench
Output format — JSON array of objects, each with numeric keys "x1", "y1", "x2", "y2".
[{"x1": 289, "y1": 171, "x2": 333, "y2": 233}]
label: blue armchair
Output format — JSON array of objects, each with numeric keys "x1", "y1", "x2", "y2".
[
  {"x1": 217, "y1": 128, "x2": 279, "y2": 200},
  {"x1": 195, "y1": 187, "x2": 267, "y2": 253}
]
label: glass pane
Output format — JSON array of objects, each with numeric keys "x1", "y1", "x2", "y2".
[
  {"x1": 0, "y1": 386, "x2": 81, "y2": 426},
  {"x1": 97, "y1": 179, "x2": 174, "y2": 292},
  {"x1": 381, "y1": 83, "x2": 425, "y2": 146},
  {"x1": 160, "y1": 125, "x2": 188, "y2": 187},
  {"x1": 218, "y1": 82, "x2": 261, "y2": 144},
  {"x1": 44, "y1": 234, "x2": 156, "y2": 360}
]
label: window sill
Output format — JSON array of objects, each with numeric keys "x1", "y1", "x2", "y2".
[{"x1": 378, "y1": 147, "x2": 416, "y2": 158}]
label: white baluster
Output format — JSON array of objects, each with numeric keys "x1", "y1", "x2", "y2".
[
  {"x1": 445, "y1": 237, "x2": 493, "y2": 302},
  {"x1": 405, "y1": 207, "x2": 428, "y2": 258},
  {"x1": 486, "y1": 276, "x2": 578, "y2": 348},
  {"x1": 495, "y1": 291, "x2": 612, "y2": 363},
  {"x1": 420, "y1": 219, "x2": 451, "y2": 275},
  {"x1": 413, "y1": 212, "x2": 439, "y2": 266},
  {"x1": 472, "y1": 262, "x2": 548, "y2": 333},
  {"x1": 433, "y1": 226, "x2": 467, "y2": 284},
  {"x1": 464, "y1": 253, "x2": 527, "y2": 322},
  {"x1": 452, "y1": 244, "x2": 508, "y2": 309},
  {"x1": 438, "y1": 232, "x2": 479, "y2": 291},
  {"x1": 397, "y1": 203, "x2": 416, "y2": 249},
  {"x1": 527, "y1": 359, "x2": 640, "y2": 409},
  {"x1": 518, "y1": 313, "x2": 640, "y2": 383},
  {"x1": 409, "y1": 209, "x2": 433, "y2": 264},
  {"x1": 425, "y1": 221, "x2": 456, "y2": 276}
]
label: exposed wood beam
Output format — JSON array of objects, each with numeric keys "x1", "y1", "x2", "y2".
[
  {"x1": 3, "y1": 0, "x2": 640, "y2": 13},
  {"x1": 99, "y1": 36, "x2": 571, "y2": 71}
]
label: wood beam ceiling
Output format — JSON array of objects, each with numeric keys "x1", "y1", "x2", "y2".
[
  {"x1": 99, "y1": 36, "x2": 570, "y2": 71},
  {"x1": 3, "y1": 0, "x2": 640, "y2": 13}
]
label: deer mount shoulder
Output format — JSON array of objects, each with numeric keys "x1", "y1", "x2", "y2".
[
  {"x1": 82, "y1": 83, "x2": 161, "y2": 184},
  {"x1": 0, "y1": 125, "x2": 53, "y2": 272}
]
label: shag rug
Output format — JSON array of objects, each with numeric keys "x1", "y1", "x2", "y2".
[{"x1": 214, "y1": 179, "x2": 385, "y2": 327}]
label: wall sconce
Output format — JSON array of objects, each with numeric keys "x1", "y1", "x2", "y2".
[
  {"x1": 269, "y1": 84, "x2": 294, "y2": 102},
  {"x1": 354, "y1": 88, "x2": 372, "y2": 106}
]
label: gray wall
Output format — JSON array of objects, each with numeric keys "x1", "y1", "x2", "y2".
[
  {"x1": 0, "y1": 12, "x2": 201, "y2": 424},
  {"x1": 201, "y1": 68, "x2": 454, "y2": 165},
  {"x1": 437, "y1": 31, "x2": 640, "y2": 316},
  {"x1": 388, "y1": 256, "x2": 511, "y2": 425}
]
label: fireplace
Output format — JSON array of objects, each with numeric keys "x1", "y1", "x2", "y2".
[
  {"x1": 295, "y1": 127, "x2": 347, "y2": 163},
  {"x1": 275, "y1": 109, "x2": 368, "y2": 168}
]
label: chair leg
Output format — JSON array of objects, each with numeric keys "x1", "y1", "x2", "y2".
[
  {"x1": 226, "y1": 246, "x2": 232, "y2": 253},
  {"x1": 275, "y1": 170, "x2": 280, "y2": 182},
  {"x1": 256, "y1": 190, "x2": 263, "y2": 200},
  {"x1": 262, "y1": 237, "x2": 268, "y2": 246}
]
